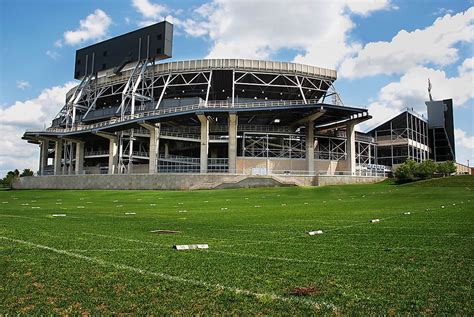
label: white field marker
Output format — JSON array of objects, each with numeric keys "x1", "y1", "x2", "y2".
[
  {"x1": 178, "y1": 202, "x2": 184, "y2": 205},
  {"x1": 452, "y1": 203, "x2": 456, "y2": 206},
  {"x1": 116, "y1": 205, "x2": 123, "y2": 208},
  {"x1": 174, "y1": 244, "x2": 209, "y2": 250},
  {"x1": 80, "y1": 198, "x2": 84, "y2": 200},
  {"x1": 52, "y1": 214, "x2": 66, "y2": 217},
  {"x1": 31, "y1": 200, "x2": 37, "y2": 202},
  {"x1": 150, "y1": 204, "x2": 156, "y2": 206},
  {"x1": 441, "y1": 206, "x2": 445, "y2": 209},
  {"x1": 125, "y1": 212, "x2": 136, "y2": 215},
  {"x1": 21, "y1": 203, "x2": 29, "y2": 206},
  {"x1": 220, "y1": 207, "x2": 228, "y2": 211},
  {"x1": 244, "y1": 198, "x2": 248, "y2": 200},
  {"x1": 370, "y1": 219, "x2": 380, "y2": 223},
  {"x1": 178, "y1": 210, "x2": 188, "y2": 213},
  {"x1": 304, "y1": 202, "x2": 309, "y2": 205},
  {"x1": 403, "y1": 212, "x2": 411, "y2": 215},
  {"x1": 308, "y1": 230, "x2": 323, "y2": 235},
  {"x1": 2, "y1": 202, "x2": 8, "y2": 204},
  {"x1": 86, "y1": 202, "x2": 92, "y2": 204},
  {"x1": 77, "y1": 206, "x2": 85, "y2": 209},
  {"x1": 31, "y1": 207, "x2": 41, "y2": 209},
  {"x1": 158, "y1": 198, "x2": 163, "y2": 200},
  {"x1": 226, "y1": 199, "x2": 230, "y2": 202},
  {"x1": 254, "y1": 205, "x2": 261, "y2": 208},
  {"x1": 137, "y1": 199, "x2": 142, "y2": 201},
  {"x1": 55, "y1": 202, "x2": 62, "y2": 205},
  {"x1": 281, "y1": 204, "x2": 287, "y2": 206},
  {"x1": 204, "y1": 200, "x2": 209, "y2": 203}
]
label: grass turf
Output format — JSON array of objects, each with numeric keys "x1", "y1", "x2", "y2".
[{"x1": 0, "y1": 176, "x2": 473, "y2": 314}]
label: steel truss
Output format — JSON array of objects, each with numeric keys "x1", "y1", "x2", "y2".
[{"x1": 243, "y1": 132, "x2": 305, "y2": 159}]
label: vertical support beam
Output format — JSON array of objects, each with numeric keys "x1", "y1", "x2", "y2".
[
  {"x1": 198, "y1": 114, "x2": 209, "y2": 173},
  {"x1": 95, "y1": 132, "x2": 119, "y2": 174},
  {"x1": 228, "y1": 113, "x2": 238, "y2": 173},
  {"x1": 305, "y1": 121, "x2": 315, "y2": 175},
  {"x1": 204, "y1": 71, "x2": 212, "y2": 107},
  {"x1": 346, "y1": 123, "x2": 356, "y2": 176},
  {"x1": 54, "y1": 139, "x2": 62, "y2": 175},
  {"x1": 231, "y1": 70, "x2": 235, "y2": 107},
  {"x1": 75, "y1": 141, "x2": 84, "y2": 175},
  {"x1": 139, "y1": 122, "x2": 160, "y2": 174},
  {"x1": 39, "y1": 140, "x2": 49, "y2": 175},
  {"x1": 109, "y1": 138, "x2": 119, "y2": 174},
  {"x1": 67, "y1": 142, "x2": 73, "y2": 175}
]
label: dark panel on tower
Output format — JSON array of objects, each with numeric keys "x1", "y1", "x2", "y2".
[
  {"x1": 74, "y1": 21, "x2": 173, "y2": 79},
  {"x1": 426, "y1": 98, "x2": 455, "y2": 161}
]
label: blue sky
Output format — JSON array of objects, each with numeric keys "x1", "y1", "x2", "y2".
[{"x1": 0, "y1": 0, "x2": 473, "y2": 174}]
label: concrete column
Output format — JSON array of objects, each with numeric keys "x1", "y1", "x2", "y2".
[
  {"x1": 75, "y1": 142, "x2": 84, "y2": 175},
  {"x1": 39, "y1": 140, "x2": 49, "y2": 175},
  {"x1": 228, "y1": 113, "x2": 238, "y2": 173},
  {"x1": 95, "y1": 132, "x2": 119, "y2": 174},
  {"x1": 198, "y1": 114, "x2": 209, "y2": 173},
  {"x1": 164, "y1": 142, "x2": 169, "y2": 158},
  {"x1": 108, "y1": 138, "x2": 118, "y2": 174},
  {"x1": 54, "y1": 139, "x2": 62, "y2": 175},
  {"x1": 67, "y1": 142, "x2": 73, "y2": 175},
  {"x1": 346, "y1": 123, "x2": 356, "y2": 175},
  {"x1": 140, "y1": 122, "x2": 160, "y2": 174},
  {"x1": 305, "y1": 121, "x2": 315, "y2": 175}
]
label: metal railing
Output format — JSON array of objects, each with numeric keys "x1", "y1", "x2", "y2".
[{"x1": 33, "y1": 98, "x2": 326, "y2": 134}]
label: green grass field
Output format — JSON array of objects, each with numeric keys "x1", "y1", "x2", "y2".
[{"x1": 1, "y1": 176, "x2": 473, "y2": 314}]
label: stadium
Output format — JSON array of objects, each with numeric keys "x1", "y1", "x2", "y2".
[{"x1": 17, "y1": 21, "x2": 461, "y2": 189}]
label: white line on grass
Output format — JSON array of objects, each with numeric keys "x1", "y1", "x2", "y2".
[{"x1": 0, "y1": 235, "x2": 334, "y2": 311}]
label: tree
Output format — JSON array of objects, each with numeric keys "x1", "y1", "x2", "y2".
[
  {"x1": 415, "y1": 159, "x2": 437, "y2": 179},
  {"x1": 394, "y1": 159, "x2": 418, "y2": 183},
  {"x1": 20, "y1": 169, "x2": 34, "y2": 177},
  {"x1": 1, "y1": 170, "x2": 19, "y2": 188},
  {"x1": 437, "y1": 161, "x2": 456, "y2": 177}
]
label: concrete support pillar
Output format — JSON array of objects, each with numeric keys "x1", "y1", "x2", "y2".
[
  {"x1": 75, "y1": 142, "x2": 84, "y2": 175},
  {"x1": 140, "y1": 122, "x2": 160, "y2": 174},
  {"x1": 54, "y1": 139, "x2": 62, "y2": 175},
  {"x1": 164, "y1": 142, "x2": 169, "y2": 158},
  {"x1": 346, "y1": 123, "x2": 356, "y2": 175},
  {"x1": 108, "y1": 138, "x2": 118, "y2": 174},
  {"x1": 95, "y1": 132, "x2": 119, "y2": 174},
  {"x1": 198, "y1": 114, "x2": 209, "y2": 173},
  {"x1": 39, "y1": 140, "x2": 49, "y2": 175},
  {"x1": 305, "y1": 121, "x2": 315, "y2": 175},
  {"x1": 67, "y1": 142, "x2": 73, "y2": 175},
  {"x1": 228, "y1": 113, "x2": 238, "y2": 173}
]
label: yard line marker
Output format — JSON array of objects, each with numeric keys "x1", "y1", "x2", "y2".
[
  {"x1": 125, "y1": 212, "x2": 136, "y2": 215},
  {"x1": 2, "y1": 202, "x2": 8, "y2": 204},
  {"x1": 52, "y1": 214, "x2": 67, "y2": 217},
  {"x1": 174, "y1": 244, "x2": 209, "y2": 250},
  {"x1": 0, "y1": 235, "x2": 334, "y2": 310},
  {"x1": 31, "y1": 207, "x2": 41, "y2": 209},
  {"x1": 308, "y1": 230, "x2": 323, "y2": 235}
]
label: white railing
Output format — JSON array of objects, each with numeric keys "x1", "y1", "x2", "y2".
[{"x1": 31, "y1": 98, "x2": 325, "y2": 134}]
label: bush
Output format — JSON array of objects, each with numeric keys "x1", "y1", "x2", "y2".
[
  {"x1": 415, "y1": 160, "x2": 437, "y2": 179},
  {"x1": 394, "y1": 160, "x2": 418, "y2": 183},
  {"x1": 437, "y1": 160, "x2": 456, "y2": 177},
  {"x1": 395, "y1": 160, "x2": 457, "y2": 183}
]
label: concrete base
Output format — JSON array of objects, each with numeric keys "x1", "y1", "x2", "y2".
[{"x1": 13, "y1": 174, "x2": 385, "y2": 190}]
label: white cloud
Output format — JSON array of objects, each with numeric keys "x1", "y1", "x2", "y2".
[
  {"x1": 16, "y1": 80, "x2": 31, "y2": 90},
  {"x1": 63, "y1": 9, "x2": 112, "y2": 46},
  {"x1": 177, "y1": 0, "x2": 391, "y2": 68},
  {"x1": 0, "y1": 82, "x2": 76, "y2": 175},
  {"x1": 455, "y1": 128, "x2": 474, "y2": 150},
  {"x1": 132, "y1": 0, "x2": 167, "y2": 19},
  {"x1": 359, "y1": 58, "x2": 473, "y2": 131},
  {"x1": 340, "y1": 7, "x2": 474, "y2": 78},
  {"x1": 54, "y1": 39, "x2": 63, "y2": 48},
  {"x1": 46, "y1": 50, "x2": 60, "y2": 60}
]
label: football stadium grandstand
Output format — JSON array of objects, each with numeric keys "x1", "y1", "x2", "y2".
[{"x1": 19, "y1": 21, "x2": 459, "y2": 189}]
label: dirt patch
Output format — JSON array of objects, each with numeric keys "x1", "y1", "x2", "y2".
[{"x1": 288, "y1": 286, "x2": 323, "y2": 297}]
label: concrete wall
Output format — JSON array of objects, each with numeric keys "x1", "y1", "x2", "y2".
[
  {"x1": 13, "y1": 174, "x2": 246, "y2": 190},
  {"x1": 13, "y1": 173, "x2": 385, "y2": 190}
]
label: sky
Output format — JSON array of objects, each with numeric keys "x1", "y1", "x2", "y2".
[{"x1": 0, "y1": 0, "x2": 473, "y2": 175}]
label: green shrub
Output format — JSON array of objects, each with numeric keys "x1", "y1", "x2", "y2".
[
  {"x1": 415, "y1": 160, "x2": 437, "y2": 179},
  {"x1": 394, "y1": 160, "x2": 418, "y2": 183},
  {"x1": 437, "y1": 160, "x2": 456, "y2": 176}
]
